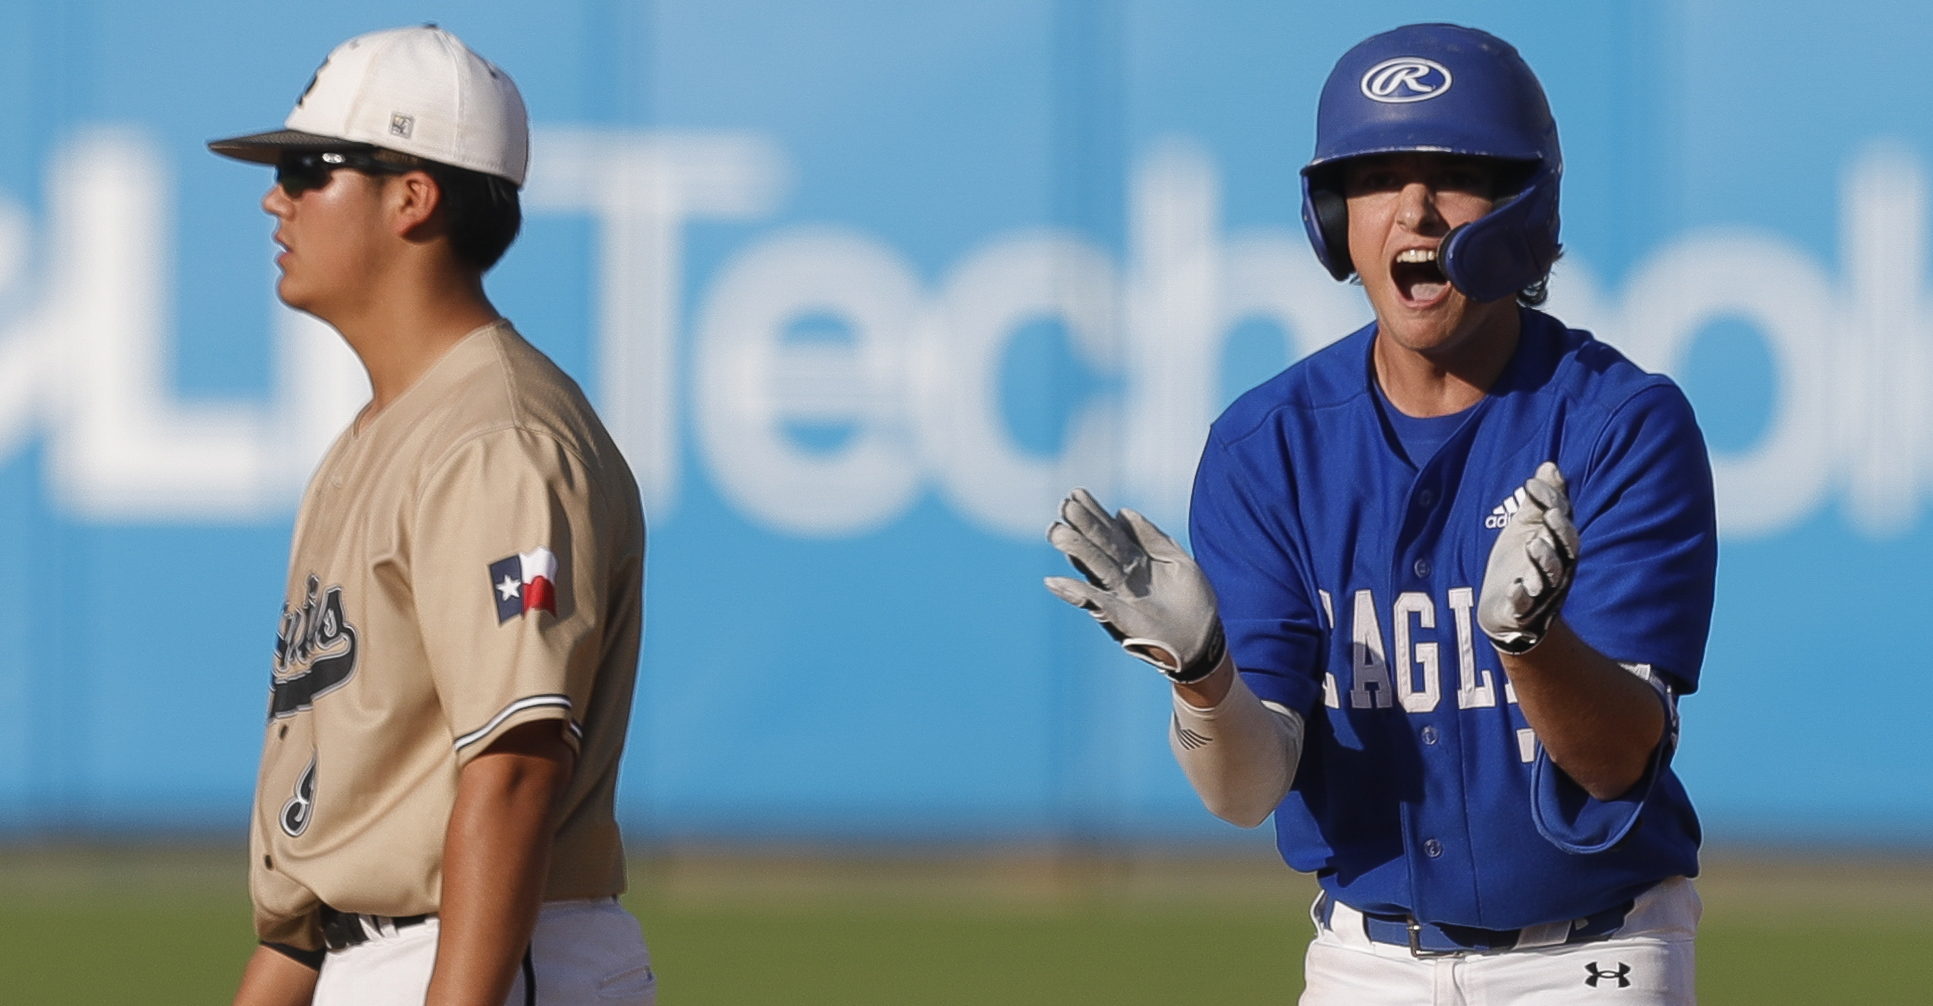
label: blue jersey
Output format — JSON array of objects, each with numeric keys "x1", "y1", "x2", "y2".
[{"x1": 1189, "y1": 307, "x2": 1716, "y2": 931}]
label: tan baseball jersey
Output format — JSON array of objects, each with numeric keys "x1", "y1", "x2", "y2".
[{"x1": 250, "y1": 320, "x2": 645, "y2": 949}]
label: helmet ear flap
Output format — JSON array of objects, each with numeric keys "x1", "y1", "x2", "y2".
[
  {"x1": 1439, "y1": 166, "x2": 1561, "y2": 303},
  {"x1": 1301, "y1": 177, "x2": 1354, "y2": 281}
]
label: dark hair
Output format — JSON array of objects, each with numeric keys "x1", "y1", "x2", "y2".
[
  {"x1": 1517, "y1": 249, "x2": 1561, "y2": 307},
  {"x1": 372, "y1": 149, "x2": 522, "y2": 270}
]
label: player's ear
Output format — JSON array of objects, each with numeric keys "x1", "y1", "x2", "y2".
[{"x1": 390, "y1": 170, "x2": 443, "y2": 239}]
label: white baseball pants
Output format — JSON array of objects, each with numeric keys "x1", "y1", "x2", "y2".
[
  {"x1": 1301, "y1": 877, "x2": 1699, "y2": 1006},
  {"x1": 311, "y1": 897, "x2": 656, "y2": 1006}
]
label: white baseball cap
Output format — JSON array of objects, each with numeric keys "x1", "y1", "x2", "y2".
[{"x1": 209, "y1": 24, "x2": 529, "y2": 186}]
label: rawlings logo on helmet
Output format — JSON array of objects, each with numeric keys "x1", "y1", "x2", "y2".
[{"x1": 1360, "y1": 57, "x2": 1453, "y2": 103}]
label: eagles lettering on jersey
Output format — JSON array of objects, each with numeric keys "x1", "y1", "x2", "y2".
[
  {"x1": 270, "y1": 574, "x2": 359, "y2": 719},
  {"x1": 1320, "y1": 584, "x2": 1543, "y2": 764},
  {"x1": 1324, "y1": 585, "x2": 1507, "y2": 714}
]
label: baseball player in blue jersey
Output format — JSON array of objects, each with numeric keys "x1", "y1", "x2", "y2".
[{"x1": 1047, "y1": 24, "x2": 1715, "y2": 1005}]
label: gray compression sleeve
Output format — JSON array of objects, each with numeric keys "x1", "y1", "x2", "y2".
[{"x1": 1168, "y1": 671, "x2": 1304, "y2": 828}]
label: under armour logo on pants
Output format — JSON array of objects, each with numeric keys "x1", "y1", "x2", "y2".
[{"x1": 1585, "y1": 962, "x2": 1631, "y2": 988}]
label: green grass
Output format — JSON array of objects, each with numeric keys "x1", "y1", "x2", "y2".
[
  {"x1": 1698, "y1": 923, "x2": 1931, "y2": 1004},
  {"x1": 1, "y1": 848, "x2": 1926, "y2": 1004}
]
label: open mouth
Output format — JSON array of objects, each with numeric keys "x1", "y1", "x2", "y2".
[{"x1": 1391, "y1": 247, "x2": 1450, "y2": 305}]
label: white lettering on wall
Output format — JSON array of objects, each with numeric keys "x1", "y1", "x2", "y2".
[
  {"x1": 1549, "y1": 138, "x2": 1933, "y2": 539},
  {"x1": 1839, "y1": 144, "x2": 1927, "y2": 538},
  {"x1": 693, "y1": 227, "x2": 922, "y2": 536},
  {"x1": 35, "y1": 129, "x2": 362, "y2": 519},
  {"x1": 0, "y1": 194, "x2": 36, "y2": 465},
  {"x1": 1122, "y1": 139, "x2": 1361, "y2": 525},
  {"x1": 1593, "y1": 236, "x2": 1836, "y2": 537},
  {"x1": 0, "y1": 129, "x2": 1930, "y2": 541},
  {"x1": 524, "y1": 129, "x2": 787, "y2": 519},
  {"x1": 917, "y1": 231, "x2": 1120, "y2": 536}
]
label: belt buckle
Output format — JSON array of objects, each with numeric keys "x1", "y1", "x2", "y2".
[
  {"x1": 1405, "y1": 916, "x2": 1463, "y2": 959},
  {"x1": 319, "y1": 908, "x2": 367, "y2": 951}
]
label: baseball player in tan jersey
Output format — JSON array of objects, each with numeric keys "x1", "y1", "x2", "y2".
[{"x1": 209, "y1": 26, "x2": 654, "y2": 1006}]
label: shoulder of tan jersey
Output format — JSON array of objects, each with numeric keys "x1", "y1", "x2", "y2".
[{"x1": 412, "y1": 323, "x2": 638, "y2": 502}]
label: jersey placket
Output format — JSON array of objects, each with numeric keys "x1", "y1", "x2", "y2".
[{"x1": 1388, "y1": 406, "x2": 1488, "y2": 926}]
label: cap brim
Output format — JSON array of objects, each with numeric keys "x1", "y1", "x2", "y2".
[{"x1": 207, "y1": 129, "x2": 370, "y2": 165}]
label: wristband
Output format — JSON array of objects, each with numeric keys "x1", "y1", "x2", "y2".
[{"x1": 1124, "y1": 621, "x2": 1227, "y2": 684}]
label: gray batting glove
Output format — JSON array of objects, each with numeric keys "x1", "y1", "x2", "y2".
[
  {"x1": 1044, "y1": 488, "x2": 1227, "y2": 683},
  {"x1": 1478, "y1": 461, "x2": 1581, "y2": 654}
]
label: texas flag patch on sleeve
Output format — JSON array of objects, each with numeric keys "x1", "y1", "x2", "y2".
[{"x1": 489, "y1": 547, "x2": 559, "y2": 624}]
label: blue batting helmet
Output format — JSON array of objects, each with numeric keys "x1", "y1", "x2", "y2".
[{"x1": 1301, "y1": 24, "x2": 1561, "y2": 303}]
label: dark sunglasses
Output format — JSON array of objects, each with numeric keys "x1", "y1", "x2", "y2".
[{"x1": 275, "y1": 149, "x2": 409, "y2": 197}]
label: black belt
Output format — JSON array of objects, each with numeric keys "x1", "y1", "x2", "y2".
[
  {"x1": 318, "y1": 905, "x2": 433, "y2": 951},
  {"x1": 1319, "y1": 891, "x2": 1632, "y2": 957},
  {"x1": 318, "y1": 906, "x2": 535, "y2": 1006}
]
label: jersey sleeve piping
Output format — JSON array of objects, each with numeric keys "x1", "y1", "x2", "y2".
[
  {"x1": 1527, "y1": 695, "x2": 1677, "y2": 855},
  {"x1": 452, "y1": 693, "x2": 581, "y2": 752}
]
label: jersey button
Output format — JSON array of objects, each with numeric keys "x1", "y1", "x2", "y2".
[
  {"x1": 1412, "y1": 558, "x2": 1430, "y2": 578},
  {"x1": 1423, "y1": 839, "x2": 1443, "y2": 859},
  {"x1": 1417, "y1": 489, "x2": 1435, "y2": 507},
  {"x1": 1421, "y1": 725, "x2": 1439, "y2": 745}
]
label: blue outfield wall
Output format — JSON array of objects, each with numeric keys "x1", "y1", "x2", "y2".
[{"x1": 0, "y1": 0, "x2": 1927, "y2": 845}]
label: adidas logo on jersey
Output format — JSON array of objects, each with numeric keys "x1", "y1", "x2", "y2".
[{"x1": 1484, "y1": 488, "x2": 1527, "y2": 529}]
